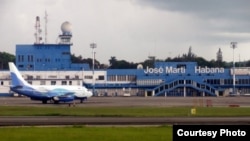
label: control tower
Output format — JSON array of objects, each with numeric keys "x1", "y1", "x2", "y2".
[
  {"x1": 59, "y1": 21, "x2": 72, "y2": 45},
  {"x1": 15, "y1": 18, "x2": 89, "y2": 71}
]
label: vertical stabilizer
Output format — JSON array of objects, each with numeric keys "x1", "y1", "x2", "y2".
[{"x1": 8, "y1": 62, "x2": 31, "y2": 87}]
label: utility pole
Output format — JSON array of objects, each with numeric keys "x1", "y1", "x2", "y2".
[
  {"x1": 231, "y1": 42, "x2": 237, "y2": 95},
  {"x1": 90, "y1": 43, "x2": 97, "y2": 96},
  {"x1": 44, "y1": 10, "x2": 48, "y2": 43}
]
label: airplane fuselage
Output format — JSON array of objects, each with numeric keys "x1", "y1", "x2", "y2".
[
  {"x1": 10, "y1": 85, "x2": 92, "y2": 104},
  {"x1": 8, "y1": 62, "x2": 93, "y2": 104}
]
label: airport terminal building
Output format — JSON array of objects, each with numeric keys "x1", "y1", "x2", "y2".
[
  {"x1": 1, "y1": 42, "x2": 250, "y2": 97},
  {"x1": 1, "y1": 20, "x2": 250, "y2": 97}
]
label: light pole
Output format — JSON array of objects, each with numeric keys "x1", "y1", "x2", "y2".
[
  {"x1": 231, "y1": 42, "x2": 237, "y2": 95},
  {"x1": 90, "y1": 43, "x2": 97, "y2": 96}
]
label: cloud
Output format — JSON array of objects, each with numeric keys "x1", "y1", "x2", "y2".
[
  {"x1": 133, "y1": 0, "x2": 250, "y2": 61},
  {"x1": 1, "y1": 0, "x2": 250, "y2": 64},
  {"x1": 135, "y1": 0, "x2": 250, "y2": 32},
  {"x1": 136, "y1": 0, "x2": 250, "y2": 18}
]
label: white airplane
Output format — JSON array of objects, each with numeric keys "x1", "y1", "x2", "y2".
[{"x1": 8, "y1": 62, "x2": 93, "y2": 104}]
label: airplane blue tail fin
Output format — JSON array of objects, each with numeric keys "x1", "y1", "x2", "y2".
[{"x1": 8, "y1": 62, "x2": 30, "y2": 87}]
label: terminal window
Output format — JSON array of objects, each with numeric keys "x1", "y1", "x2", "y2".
[
  {"x1": 61, "y1": 81, "x2": 67, "y2": 85},
  {"x1": 98, "y1": 75, "x2": 105, "y2": 80},
  {"x1": 40, "y1": 80, "x2": 46, "y2": 85},
  {"x1": 84, "y1": 75, "x2": 92, "y2": 79},
  {"x1": 51, "y1": 81, "x2": 56, "y2": 85}
]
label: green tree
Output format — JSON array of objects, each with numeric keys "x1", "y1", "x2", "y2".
[
  {"x1": 108, "y1": 56, "x2": 137, "y2": 69},
  {"x1": 0, "y1": 52, "x2": 15, "y2": 70},
  {"x1": 71, "y1": 54, "x2": 101, "y2": 69}
]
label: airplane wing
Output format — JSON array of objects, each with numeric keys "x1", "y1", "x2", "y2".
[
  {"x1": 11, "y1": 86, "x2": 74, "y2": 97},
  {"x1": 17, "y1": 88, "x2": 75, "y2": 103}
]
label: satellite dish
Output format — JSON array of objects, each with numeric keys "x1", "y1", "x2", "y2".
[
  {"x1": 61, "y1": 21, "x2": 72, "y2": 34},
  {"x1": 137, "y1": 64, "x2": 143, "y2": 69}
]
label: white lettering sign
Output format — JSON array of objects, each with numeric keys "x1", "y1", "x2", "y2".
[
  {"x1": 144, "y1": 66, "x2": 224, "y2": 74},
  {"x1": 195, "y1": 66, "x2": 224, "y2": 73},
  {"x1": 166, "y1": 67, "x2": 185, "y2": 73}
]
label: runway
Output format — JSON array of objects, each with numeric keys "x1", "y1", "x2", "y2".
[
  {"x1": 0, "y1": 96, "x2": 250, "y2": 126},
  {"x1": 0, "y1": 116, "x2": 250, "y2": 126},
  {"x1": 1, "y1": 96, "x2": 250, "y2": 107}
]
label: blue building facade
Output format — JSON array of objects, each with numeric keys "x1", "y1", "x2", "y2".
[
  {"x1": 13, "y1": 43, "x2": 250, "y2": 97},
  {"x1": 15, "y1": 44, "x2": 89, "y2": 71},
  {"x1": 83, "y1": 62, "x2": 250, "y2": 97}
]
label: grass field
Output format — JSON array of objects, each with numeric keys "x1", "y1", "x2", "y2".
[
  {"x1": 0, "y1": 126, "x2": 172, "y2": 141},
  {"x1": 0, "y1": 106, "x2": 250, "y2": 117},
  {"x1": 0, "y1": 106, "x2": 249, "y2": 141}
]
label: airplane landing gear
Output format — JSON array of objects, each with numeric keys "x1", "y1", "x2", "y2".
[
  {"x1": 42, "y1": 100, "x2": 47, "y2": 104},
  {"x1": 80, "y1": 98, "x2": 87, "y2": 103}
]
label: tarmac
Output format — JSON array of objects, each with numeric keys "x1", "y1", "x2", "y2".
[
  {"x1": 0, "y1": 96, "x2": 250, "y2": 107},
  {"x1": 0, "y1": 96, "x2": 250, "y2": 126}
]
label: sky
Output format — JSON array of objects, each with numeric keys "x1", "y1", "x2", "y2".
[{"x1": 1, "y1": 0, "x2": 250, "y2": 64}]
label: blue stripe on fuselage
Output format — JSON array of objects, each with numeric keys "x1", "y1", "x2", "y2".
[{"x1": 47, "y1": 88, "x2": 75, "y2": 97}]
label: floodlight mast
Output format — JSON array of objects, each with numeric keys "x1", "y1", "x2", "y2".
[
  {"x1": 231, "y1": 42, "x2": 237, "y2": 95},
  {"x1": 90, "y1": 43, "x2": 97, "y2": 96}
]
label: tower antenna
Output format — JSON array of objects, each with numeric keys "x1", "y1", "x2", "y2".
[
  {"x1": 34, "y1": 16, "x2": 42, "y2": 44},
  {"x1": 44, "y1": 10, "x2": 48, "y2": 44}
]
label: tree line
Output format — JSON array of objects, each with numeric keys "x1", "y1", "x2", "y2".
[
  {"x1": 71, "y1": 47, "x2": 250, "y2": 69},
  {"x1": 1, "y1": 48, "x2": 250, "y2": 70}
]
